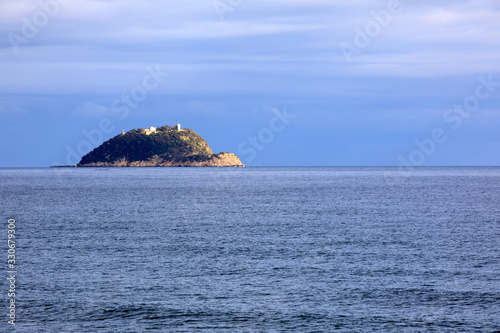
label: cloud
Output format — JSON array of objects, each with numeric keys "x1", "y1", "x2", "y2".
[
  {"x1": 71, "y1": 101, "x2": 111, "y2": 117},
  {"x1": 0, "y1": 0, "x2": 499, "y2": 94},
  {"x1": 0, "y1": 102, "x2": 30, "y2": 117}
]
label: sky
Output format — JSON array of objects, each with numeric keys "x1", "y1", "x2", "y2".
[{"x1": 0, "y1": 0, "x2": 499, "y2": 167}]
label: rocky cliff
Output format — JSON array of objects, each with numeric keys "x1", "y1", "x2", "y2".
[{"x1": 78, "y1": 126, "x2": 244, "y2": 167}]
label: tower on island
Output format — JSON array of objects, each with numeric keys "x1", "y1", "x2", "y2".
[{"x1": 176, "y1": 124, "x2": 181, "y2": 131}]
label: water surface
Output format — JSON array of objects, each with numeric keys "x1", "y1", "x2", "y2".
[{"x1": 1, "y1": 167, "x2": 500, "y2": 332}]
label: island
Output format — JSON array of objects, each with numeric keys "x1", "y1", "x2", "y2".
[{"x1": 77, "y1": 125, "x2": 244, "y2": 167}]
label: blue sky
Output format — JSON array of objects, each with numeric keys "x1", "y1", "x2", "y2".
[{"x1": 1, "y1": 0, "x2": 499, "y2": 167}]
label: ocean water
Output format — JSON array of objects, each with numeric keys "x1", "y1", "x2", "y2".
[{"x1": 1, "y1": 167, "x2": 500, "y2": 332}]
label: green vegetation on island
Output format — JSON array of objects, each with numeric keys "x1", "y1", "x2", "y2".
[{"x1": 78, "y1": 125, "x2": 244, "y2": 167}]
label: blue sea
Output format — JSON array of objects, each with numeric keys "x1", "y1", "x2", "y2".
[{"x1": 1, "y1": 167, "x2": 500, "y2": 332}]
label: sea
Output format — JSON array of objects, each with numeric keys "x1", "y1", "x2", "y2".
[{"x1": 1, "y1": 167, "x2": 500, "y2": 332}]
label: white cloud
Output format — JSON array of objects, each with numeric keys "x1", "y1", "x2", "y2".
[
  {"x1": 0, "y1": 102, "x2": 30, "y2": 116},
  {"x1": 71, "y1": 101, "x2": 111, "y2": 117},
  {"x1": 0, "y1": 0, "x2": 499, "y2": 93}
]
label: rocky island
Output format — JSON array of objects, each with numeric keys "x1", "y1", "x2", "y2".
[{"x1": 77, "y1": 125, "x2": 244, "y2": 167}]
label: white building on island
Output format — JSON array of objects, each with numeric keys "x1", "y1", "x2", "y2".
[
  {"x1": 139, "y1": 125, "x2": 182, "y2": 135},
  {"x1": 142, "y1": 126, "x2": 157, "y2": 135}
]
